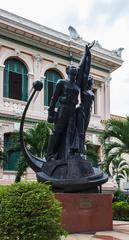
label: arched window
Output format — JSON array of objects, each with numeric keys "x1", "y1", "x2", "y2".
[
  {"x1": 4, "y1": 133, "x2": 19, "y2": 171},
  {"x1": 3, "y1": 58, "x2": 28, "y2": 101},
  {"x1": 44, "y1": 69, "x2": 62, "y2": 106}
]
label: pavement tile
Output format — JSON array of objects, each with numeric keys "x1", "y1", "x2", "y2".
[
  {"x1": 113, "y1": 221, "x2": 129, "y2": 225},
  {"x1": 93, "y1": 234, "x2": 121, "y2": 239},
  {"x1": 61, "y1": 221, "x2": 129, "y2": 240},
  {"x1": 94, "y1": 230, "x2": 129, "y2": 240},
  {"x1": 62, "y1": 234, "x2": 94, "y2": 240},
  {"x1": 113, "y1": 223, "x2": 129, "y2": 234}
]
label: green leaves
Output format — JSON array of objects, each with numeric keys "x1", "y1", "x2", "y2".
[
  {"x1": 113, "y1": 189, "x2": 128, "y2": 203},
  {"x1": 112, "y1": 188, "x2": 129, "y2": 221},
  {"x1": 85, "y1": 140, "x2": 99, "y2": 167},
  {"x1": 0, "y1": 181, "x2": 67, "y2": 240},
  {"x1": 100, "y1": 117, "x2": 129, "y2": 181},
  {"x1": 112, "y1": 201, "x2": 129, "y2": 221},
  {"x1": 15, "y1": 121, "x2": 52, "y2": 182},
  {"x1": 2, "y1": 121, "x2": 52, "y2": 182},
  {"x1": 25, "y1": 121, "x2": 52, "y2": 158}
]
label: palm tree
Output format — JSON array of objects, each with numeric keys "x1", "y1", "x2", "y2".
[
  {"x1": 25, "y1": 121, "x2": 52, "y2": 158},
  {"x1": 3, "y1": 121, "x2": 52, "y2": 182},
  {"x1": 85, "y1": 140, "x2": 99, "y2": 167},
  {"x1": 123, "y1": 168, "x2": 129, "y2": 182},
  {"x1": 100, "y1": 116, "x2": 129, "y2": 185},
  {"x1": 112, "y1": 157, "x2": 129, "y2": 188}
]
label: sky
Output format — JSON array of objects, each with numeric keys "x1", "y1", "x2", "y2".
[{"x1": 0, "y1": 0, "x2": 129, "y2": 117}]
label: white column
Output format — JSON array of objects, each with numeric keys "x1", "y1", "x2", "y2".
[
  {"x1": 93, "y1": 82, "x2": 100, "y2": 115},
  {"x1": 26, "y1": 72, "x2": 34, "y2": 114},
  {"x1": 28, "y1": 72, "x2": 34, "y2": 92},
  {"x1": 33, "y1": 54, "x2": 42, "y2": 80},
  {"x1": 104, "y1": 76, "x2": 111, "y2": 119},
  {"x1": 0, "y1": 64, "x2": 5, "y2": 106},
  {"x1": 96, "y1": 85, "x2": 101, "y2": 116},
  {"x1": 97, "y1": 85, "x2": 101, "y2": 116},
  {"x1": 98, "y1": 83, "x2": 105, "y2": 118},
  {"x1": 99, "y1": 83, "x2": 105, "y2": 119},
  {"x1": 32, "y1": 55, "x2": 43, "y2": 115}
]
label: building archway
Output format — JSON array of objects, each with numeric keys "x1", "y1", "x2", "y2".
[{"x1": 3, "y1": 58, "x2": 28, "y2": 101}]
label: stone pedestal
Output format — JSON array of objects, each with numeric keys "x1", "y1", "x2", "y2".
[{"x1": 55, "y1": 193, "x2": 113, "y2": 233}]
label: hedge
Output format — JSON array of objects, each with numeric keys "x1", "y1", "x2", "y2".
[
  {"x1": 0, "y1": 181, "x2": 67, "y2": 240},
  {"x1": 112, "y1": 201, "x2": 129, "y2": 221}
]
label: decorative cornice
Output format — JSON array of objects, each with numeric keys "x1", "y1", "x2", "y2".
[
  {"x1": 0, "y1": 34, "x2": 117, "y2": 74},
  {"x1": 87, "y1": 127, "x2": 103, "y2": 134},
  {"x1": 0, "y1": 113, "x2": 41, "y2": 124},
  {"x1": 0, "y1": 8, "x2": 123, "y2": 73}
]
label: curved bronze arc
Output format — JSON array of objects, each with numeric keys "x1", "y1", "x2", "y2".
[{"x1": 19, "y1": 81, "x2": 44, "y2": 172}]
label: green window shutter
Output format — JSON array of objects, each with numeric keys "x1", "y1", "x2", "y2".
[
  {"x1": 44, "y1": 70, "x2": 62, "y2": 106},
  {"x1": 3, "y1": 69, "x2": 9, "y2": 97},
  {"x1": 16, "y1": 60, "x2": 23, "y2": 74},
  {"x1": 53, "y1": 71, "x2": 61, "y2": 83},
  {"x1": 22, "y1": 74, "x2": 28, "y2": 101},
  {"x1": 44, "y1": 77, "x2": 48, "y2": 106},
  {"x1": 4, "y1": 152, "x2": 19, "y2": 171},
  {"x1": 4, "y1": 58, "x2": 28, "y2": 101},
  {"x1": 4, "y1": 134, "x2": 19, "y2": 171},
  {"x1": 8, "y1": 59, "x2": 15, "y2": 72}
]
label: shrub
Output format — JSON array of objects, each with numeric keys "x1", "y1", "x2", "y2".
[
  {"x1": 0, "y1": 181, "x2": 67, "y2": 240},
  {"x1": 112, "y1": 201, "x2": 129, "y2": 221},
  {"x1": 112, "y1": 189, "x2": 128, "y2": 203}
]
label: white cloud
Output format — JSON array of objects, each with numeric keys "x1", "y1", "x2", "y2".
[{"x1": 0, "y1": 0, "x2": 129, "y2": 117}]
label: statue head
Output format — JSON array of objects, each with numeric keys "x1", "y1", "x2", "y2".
[{"x1": 66, "y1": 65, "x2": 77, "y2": 82}]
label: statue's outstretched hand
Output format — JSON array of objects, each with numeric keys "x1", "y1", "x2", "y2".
[
  {"x1": 88, "y1": 40, "x2": 95, "y2": 49},
  {"x1": 85, "y1": 40, "x2": 95, "y2": 53}
]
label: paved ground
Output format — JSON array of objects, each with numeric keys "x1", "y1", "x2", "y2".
[{"x1": 61, "y1": 221, "x2": 129, "y2": 240}]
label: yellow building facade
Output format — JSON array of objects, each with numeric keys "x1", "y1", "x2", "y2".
[{"x1": 0, "y1": 9, "x2": 123, "y2": 189}]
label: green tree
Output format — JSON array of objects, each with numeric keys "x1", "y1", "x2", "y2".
[
  {"x1": 85, "y1": 140, "x2": 99, "y2": 167},
  {"x1": 123, "y1": 167, "x2": 129, "y2": 182},
  {"x1": 25, "y1": 121, "x2": 52, "y2": 158},
  {"x1": 2, "y1": 121, "x2": 52, "y2": 182},
  {"x1": 100, "y1": 117, "x2": 129, "y2": 184},
  {"x1": 112, "y1": 157, "x2": 129, "y2": 188}
]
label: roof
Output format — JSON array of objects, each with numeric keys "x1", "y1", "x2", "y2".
[{"x1": 0, "y1": 8, "x2": 123, "y2": 72}]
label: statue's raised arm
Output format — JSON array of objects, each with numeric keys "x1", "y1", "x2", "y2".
[
  {"x1": 76, "y1": 41, "x2": 95, "y2": 155},
  {"x1": 77, "y1": 41, "x2": 95, "y2": 97}
]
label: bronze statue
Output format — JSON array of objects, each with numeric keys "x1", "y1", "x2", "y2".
[
  {"x1": 46, "y1": 43, "x2": 94, "y2": 161},
  {"x1": 20, "y1": 42, "x2": 108, "y2": 193}
]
